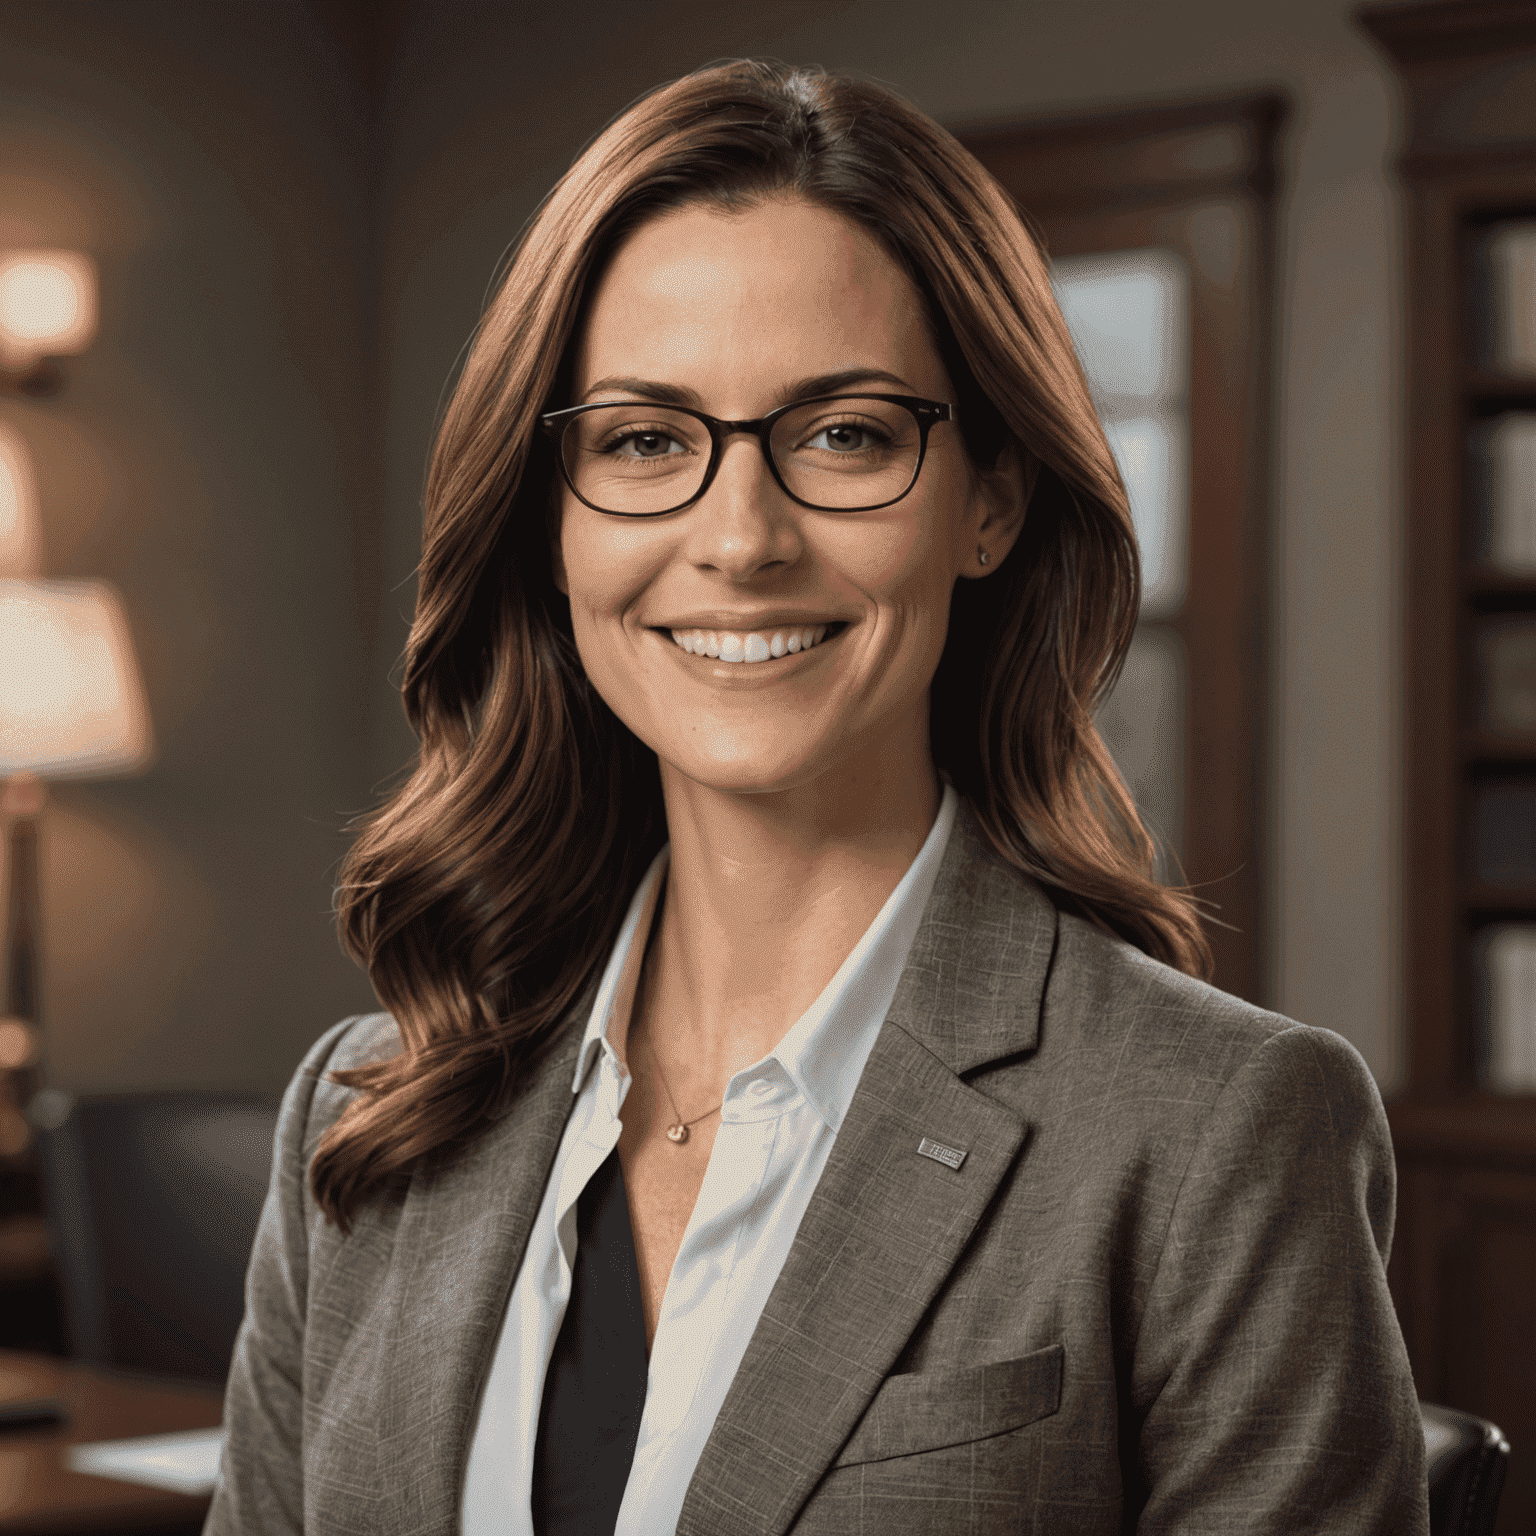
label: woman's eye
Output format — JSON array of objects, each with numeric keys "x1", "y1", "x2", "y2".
[
  {"x1": 805, "y1": 421, "x2": 885, "y2": 453},
  {"x1": 608, "y1": 430, "x2": 685, "y2": 458}
]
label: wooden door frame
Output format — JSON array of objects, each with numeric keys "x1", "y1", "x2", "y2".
[{"x1": 954, "y1": 95, "x2": 1286, "y2": 1003}]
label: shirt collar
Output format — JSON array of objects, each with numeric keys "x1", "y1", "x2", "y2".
[
  {"x1": 572, "y1": 845, "x2": 669, "y2": 1095},
  {"x1": 572, "y1": 782, "x2": 960, "y2": 1128}
]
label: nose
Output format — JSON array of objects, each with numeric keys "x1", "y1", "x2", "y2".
[{"x1": 682, "y1": 431, "x2": 803, "y2": 580}]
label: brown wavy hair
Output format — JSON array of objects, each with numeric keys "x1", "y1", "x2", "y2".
[{"x1": 316, "y1": 59, "x2": 1211, "y2": 1229}]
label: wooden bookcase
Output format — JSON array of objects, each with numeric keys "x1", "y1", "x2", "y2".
[{"x1": 1359, "y1": 5, "x2": 1536, "y2": 1530}]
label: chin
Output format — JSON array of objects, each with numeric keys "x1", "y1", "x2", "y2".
[{"x1": 658, "y1": 738, "x2": 834, "y2": 799}]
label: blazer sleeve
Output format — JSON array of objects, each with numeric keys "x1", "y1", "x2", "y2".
[
  {"x1": 203, "y1": 1015, "x2": 365, "y2": 1536},
  {"x1": 1131, "y1": 1022, "x2": 1430, "y2": 1534}
]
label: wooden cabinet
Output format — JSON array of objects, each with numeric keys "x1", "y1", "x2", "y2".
[{"x1": 1359, "y1": 4, "x2": 1536, "y2": 1530}]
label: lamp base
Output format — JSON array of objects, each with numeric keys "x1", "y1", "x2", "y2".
[{"x1": 2, "y1": 774, "x2": 44, "y2": 1160}]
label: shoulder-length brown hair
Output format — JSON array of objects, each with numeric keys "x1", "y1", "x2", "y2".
[{"x1": 316, "y1": 59, "x2": 1211, "y2": 1228}]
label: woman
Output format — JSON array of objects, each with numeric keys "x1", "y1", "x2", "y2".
[{"x1": 208, "y1": 60, "x2": 1428, "y2": 1535}]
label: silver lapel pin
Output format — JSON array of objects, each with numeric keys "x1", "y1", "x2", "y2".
[{"x1": 917, "y1": 1136, "x2": 967, "y2": 1171}]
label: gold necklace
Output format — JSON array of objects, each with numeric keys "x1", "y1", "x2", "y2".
[{"x1": 646, "y1": 1031, "x2": 722, "y2": 1145}]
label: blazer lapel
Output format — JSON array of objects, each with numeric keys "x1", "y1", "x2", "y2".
[
  {"x1": 374, "y1": 1008, "x2": 590, "y2": 1535},
  {"x1": 679, "y1": 805, "x2": 1059, "y2": 1536}
]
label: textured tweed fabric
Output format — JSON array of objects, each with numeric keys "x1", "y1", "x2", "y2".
[{"x1": 206, "y1": 803, "x2": 1429, "y2": 1535}]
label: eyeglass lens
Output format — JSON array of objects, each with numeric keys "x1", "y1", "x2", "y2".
[{"x1": 558, "y1": 396, "x2": 925, "y2": 514}]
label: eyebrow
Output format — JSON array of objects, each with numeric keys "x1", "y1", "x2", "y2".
[{"x1": 578, "y1": 367, "x2": 918, "y2": 409}]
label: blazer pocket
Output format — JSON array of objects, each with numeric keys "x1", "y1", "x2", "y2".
[{"x1": 832, "y1": 1342, "x2": 1064, "y2": 1469}]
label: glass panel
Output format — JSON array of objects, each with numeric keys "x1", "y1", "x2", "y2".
[
  {"x1": 1470, "y1": 412, "x2": 1536, "y2": 574},
  {"x1": 1469, "y1": 781, "x2": 1536, "y2": 885},
  {"x1": 1479, "y1": 220, "x2": 1536, "y2": 377},
  {"x1": 1052, "y1": 251, "x2": 1187, "y2": 405},
  {"x1": 1475, "y1": 924, "x2": 1536, "y2": 1093},
  {"x1": 1102, "y1": 413, "x2": 1187, "y2": 617},
  {"x1": 1477, "y1": 617, "x2": 1536, "y2": 737},
  {"x1": 1095, "y1": 624, "x2": 1185, "y2": 875},
  {"x1": 1053, "y1": 249, "x2": 1190, "y2": 620}
]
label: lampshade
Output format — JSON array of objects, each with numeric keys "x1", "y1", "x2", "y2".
[
  {"x1": 0, "y1": 423, "x2": 42, "y2": 576},
  {"x1": 0, "y1": 578, "x2": 153, "y2": 778},
  {"x1": 0, "y1": 250, "x2": 98, "y2": 368}
]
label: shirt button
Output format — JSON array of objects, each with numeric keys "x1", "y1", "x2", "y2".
[{"x1": 746, "y1": 1079, "x2": 772, "y2": 1098}]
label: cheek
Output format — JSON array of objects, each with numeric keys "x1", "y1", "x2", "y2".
[
  {"x1": 825, "y1": 498, "x2": 966, "y2": 610},
  {"x1": 559, "y1": 511, "x2": 660, "y2": 626}
]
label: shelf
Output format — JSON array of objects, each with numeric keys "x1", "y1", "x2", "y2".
[
  {"x1": 1464, "y1": 729, "x2": 1536, "y2": 763},
  {"x1": 1465, "y1": 882, "x2": 1536, "y2": 914},
  {"x1": 1465, "y1": 572, "x2": 1536, "y2": 610},
  {"x1": 1464, "y1": 366, "x2": 1536, "y2": 402}
]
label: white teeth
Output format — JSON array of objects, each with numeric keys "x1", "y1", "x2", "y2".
[{"x1": 670, "y1": 625, "x2": 831, "y2": 663}]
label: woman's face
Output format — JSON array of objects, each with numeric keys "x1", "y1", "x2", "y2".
[{"x1": 554, "y1": 196, "x2": 1024, "y2": 802}]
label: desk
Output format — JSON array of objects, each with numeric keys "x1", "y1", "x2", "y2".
[{"x1": 0, "y1": 1351, "x2": 222, "y2": 1534}]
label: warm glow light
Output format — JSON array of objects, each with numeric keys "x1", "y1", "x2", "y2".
[
  {"x1": 0, "y1": 424, "x2": 42, "y2": 576},
  {"x1": 0, "y1": 1019, "x2": 37, "y2": 1070},
  {"x1": 0, "y1": 578, "x2": 153, "y2": 778},
  {"x1": 0, "y1": 249, "x2": 97, "y2": 366}
]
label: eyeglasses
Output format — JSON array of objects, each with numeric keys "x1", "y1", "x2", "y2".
[{"x1": 539, "y1": 393, "x2": 956, "y2": 517}]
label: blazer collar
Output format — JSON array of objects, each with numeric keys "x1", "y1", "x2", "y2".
[
  {"x1": 679, "y1": 799, "x2": 1060, "y2": 1535},
  {"x1": 884, "y1": 796, "x2": 1057, "y2": 1073},
  {"x1": 374, "y1": 977, "x2": 597, "y2": 1535}
]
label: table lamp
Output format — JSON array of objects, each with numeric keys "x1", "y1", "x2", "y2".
[
  {"x1": 0, "y1": 580, "x2": 153, "y2": 1154},
  {"x1": 0, "y1": 250, "x2": 97, "y2": 399},
  {"x1": 0, "y1": 241, "x2": 138, "y2": 1162}
]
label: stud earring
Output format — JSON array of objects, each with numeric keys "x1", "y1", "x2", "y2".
[{"x1": 977, "y1": 546, "x2": 990, "y2": 567}]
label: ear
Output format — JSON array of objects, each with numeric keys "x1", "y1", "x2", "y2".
[
  {"x1": 551, "y1": 535, "x2": 569, "y2": 596},
  {"x1": 964, "y1": 437, "x2": 1035, "y2": 579}
]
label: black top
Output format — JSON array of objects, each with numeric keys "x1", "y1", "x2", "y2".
[{"x1": 530, "y1": 1146, "x2": 650, "y2": 1535}]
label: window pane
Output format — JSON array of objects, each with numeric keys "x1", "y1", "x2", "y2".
[
  {"x1": 1053, "y1": 249, "x2": 1190, "y2": 619},
  {"x1": 1102, "y1": 412, "x2": 1188, "y2": 618},
  {"x1": 1052, "y1": 250, "x2": 1188, "y2": 407}
]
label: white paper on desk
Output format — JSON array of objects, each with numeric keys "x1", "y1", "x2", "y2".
[{"x1": 66, "y1": 1426, "x2": 224, "y2": 1495}]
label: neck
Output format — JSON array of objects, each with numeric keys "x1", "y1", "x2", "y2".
[{"x1": 640, "y1": 739, "x2": 940, "y2": 1081}]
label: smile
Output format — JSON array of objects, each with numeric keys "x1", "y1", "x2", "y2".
[{"x1": 668, "y1": 624, "x2": 836, "y2": 664}]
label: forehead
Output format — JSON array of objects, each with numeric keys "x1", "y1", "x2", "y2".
[{"x1": 571, "y1": 197, "x2": 944, "y2": 404}]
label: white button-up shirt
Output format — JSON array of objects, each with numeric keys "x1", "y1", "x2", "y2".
[{"x1": 461, "y1": 783, "x2": 958, "y2": 1535}]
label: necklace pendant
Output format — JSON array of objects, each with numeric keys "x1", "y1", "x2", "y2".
[{"x1": 666, "y1": 1122, "x2": 689, "y2": 1144}]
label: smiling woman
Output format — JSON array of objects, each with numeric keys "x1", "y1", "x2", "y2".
[
  {"x1": 552, "y1": 200, "x2": 1012, "y2": 813},
  {"x1": 205, "y1": 60, "x2": 1428, "y2": 1536}
]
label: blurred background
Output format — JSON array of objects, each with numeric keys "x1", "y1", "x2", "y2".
[
  {"x1": 0, "y1": 0, "x2": 1531, "y2": 1530},
  {"x1": 0, "y1": 0, "x2": 1408, "y2": 1105}
]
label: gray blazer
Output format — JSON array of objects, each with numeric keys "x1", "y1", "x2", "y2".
[{"x1": 207, "y1": 805, "x2": 1430, "y2": 1534}]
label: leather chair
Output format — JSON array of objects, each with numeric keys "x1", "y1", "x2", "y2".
[
  {"x1": 36, "y1": 1091, "x2": 279, "y2": 1383},
  {"x1": 1422, "y1": 1401, "x2": 1510, "y2": 1536}
]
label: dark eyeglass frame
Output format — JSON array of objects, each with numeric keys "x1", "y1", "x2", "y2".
[{"x1": 538, "y1": 393, "x2": 957, "y2": 517}]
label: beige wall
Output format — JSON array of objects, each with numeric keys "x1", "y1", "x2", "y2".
[
  {"x1": 0, "y1": 0, "x2": 382, "y2": 1094},
  {"x1": 0, "y1": 0, "x2": 1410, "y2": 1096}
]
